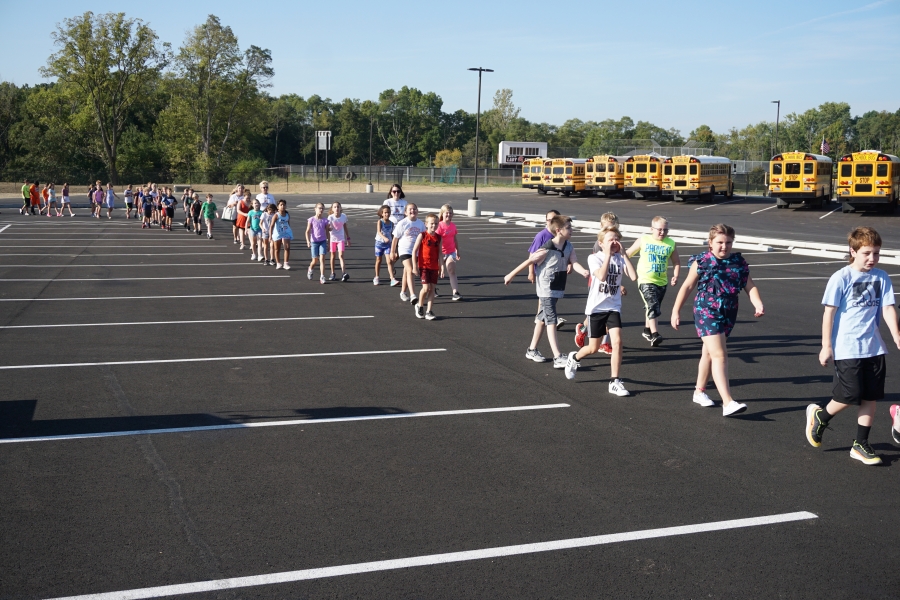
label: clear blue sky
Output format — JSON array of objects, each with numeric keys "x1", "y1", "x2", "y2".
[{"x1": 2, "y1": 0, "x2": 898, "y2": 136}]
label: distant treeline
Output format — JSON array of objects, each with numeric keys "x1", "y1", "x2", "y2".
[{"x1": 0, "y1": 11, "x2": 898, "y2": 184}]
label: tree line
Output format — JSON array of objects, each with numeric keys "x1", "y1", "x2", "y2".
[{"x1": 0, "y1": 11, "x2": 898, "y2": 184}]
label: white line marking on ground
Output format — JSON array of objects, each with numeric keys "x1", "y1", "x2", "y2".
[
  {"x1": 0, "y1": 348, "x2": 446, "y2": 370},
  {"x1": 0, "y1": 252, "x2": 240, "y2": 257},
  {"x1": 0, "y1": 245, "x2": 226, "y2": 248},
  {"x1": 0, "y1": 275, "x2": 290, "y2": 282},
  {"x1": 605, "y1": 199, "x2": 630, "y2": 204},
  {"x1": 0, "y1": 315, "x2": 372, "y2": 329},
  {"x1": 46, "y1": 511, "x2": 817, "y2": 599},
  {"x1": 0, "y1": 224, "x2": 10, "y2": 233},
  {"x1": 0, "y1": 262, "x2": 265, "y2": 268},
  {"x1": 819, "y1": 207, "x2": 841, "y2": 219},
  {"x1": 0, "y1": 292, "x2": 323, "y2": 302},
  {"x1": 750, "y1": 260, "x2": 845, "y2": 267},
  {"x1": 755, "y1": 274, "x2": 900, "y2": 280},
  {"x1": 750, "y1": 205, "x2": 777, "y2": 214},
  {"x1": 694, "y1": 199, "x2": 743, "y2": 210},
  {"x1": 646, "y1": 201, "x2": 673, "y2": 207},
  {"x1": 0, "y1": 403, "x2": 569, "y2": 445}
]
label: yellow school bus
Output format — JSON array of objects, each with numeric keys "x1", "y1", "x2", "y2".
[
  {"x1": 521, "y1": 157, "x2": 544, "y2": 190},
  {"x1": 585, "y1": 155, "x2": 627, "y2": 196},
  {"x1": 624, "y1": 153, "x2": 667, "y2": 198},
  {"x1": 662, "y1": 155, "x2": 733, "y2": 202},
  {"x1": 540, "y1": 158, "x2": 586, "y2": 196},
  {"x1": 769, "y1": 151, "x2": 833, "y2": 208},
  {"x1": 836, "y1": 150, "x2": 900, "y2": 213}
]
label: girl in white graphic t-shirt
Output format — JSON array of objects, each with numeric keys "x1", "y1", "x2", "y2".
[
  {"x1": 563, "y1": 227, "x2": 636, "y2": 396},
  {"x1": 390, "y1": 203, "x2": 425, "y2": 304}
]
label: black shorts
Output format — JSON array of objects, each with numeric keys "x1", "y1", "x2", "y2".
[
  {"x1": 587, "y1": 311, "x2": 622, "y2": 338},
  {"x1": 832, "y1": 355, "x2": 886, "y2": 405},
  {"x1": 192, "y1": 215, "x2": 201, "y2": 224},
  {"x1": 143, "y1": 208, "x2": 152, "y2": 218},
  {"x1": 399, "y1": 254, "x2": 413, "y2": 263},
  {"x1": 166, "y1": 207, "x2": 174, "y2": 218},
  {"x1": 639, "y1": 283, "x2": 667, "y2": 320}
]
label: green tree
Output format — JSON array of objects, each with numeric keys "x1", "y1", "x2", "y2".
[
  {"x1": 376, "y1": 87, "x2": 443, "y2": 166},
  {"x1": 41, "y1": 11, "x2": 169, "y2": 183}
]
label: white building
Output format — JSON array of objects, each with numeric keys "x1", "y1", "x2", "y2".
[{"x1": 498, "y1": 141, "x2": 548, "y2": 167}]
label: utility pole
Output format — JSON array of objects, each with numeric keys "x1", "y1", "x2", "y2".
[
  {"x1": 467, "y1": 67, "x2": 493, "y2": 216},
  {"x1": 771, "y1": 100, "x2": 781, "y2": 156}
]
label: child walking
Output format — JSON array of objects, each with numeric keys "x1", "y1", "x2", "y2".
[
  {"x1": 190, "y1": 192, "x2": 203, "y2": 234},
  {"x1": 247, "y1": 199, "x2": 263, "y2": 261},
  {"x1": 202, "y1": 194, "x2": 218, "y2": 239},
  {"x1": 270, "y1": 199, "x2": 293, "y2": 269},
  {"x1": 806, "y1": 226, "x2": 900, "y2": 465},
  {"x1": 391, "y1": 203, "x2": 426, "y2": 304},
  {"x1": 328, "y1": 201, "x2": 351, "y2": 281},
  {"x1": 670, "y1": 224, "x2": 765, "y2": 417},
  {"x1": 412, "y1": 213, "x2": 442, "y2": 320},
  {"x1": 61, "y1": 183, "x2": 74, "y2": 216},
  {"x1": 259, "y1": 203, "x2": 276, "y2": 264},
  {"x1": 505, "y1": 215, "x2": 588, "y2": 369},
  {"x1": 46, "y1": 183, "x2": 58, "y2": 217},
  {"x1": 374, "y1": 205, "x2": 396, "y2": 286},
  {"x1": 436, "y1": 204, "x2": 462, "y2": 300},
  {"x1": 626, "y1": 216, "x2": 680, "y2": 347},
  {"x1": 564, "y1": 227, "x2": 637, "y2": 396},
  {"x1": 528, "y1": 210, "x2": 565, "y2": 328},
  {"x1": 575, "y1": 211, "x2": 622, "y2": 352},
  {"x1": 306, "y1": 202, "x2": 329, "y2": 282}
]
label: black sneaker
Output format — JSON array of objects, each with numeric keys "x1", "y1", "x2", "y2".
[
  {"x1": 650, "y1": 332, "x2": 663, "y2": 347},
  {"x1": 452, "y1": 291, "x2": 461, "y2": 301},
  {"x1": 410, "y1": 295, "x2": 417, "y2": 305},
  {"x1": 341, "y1": 273, "x2": 349, "y2": 282},
  {"x1": 805, "y1": 404, "x2": 828, "y2": 448},
  {"x1": 642, "y1": 328, "x2": 652, "y2": 342},
  {"x1": 850, "y1": 439, "x2": 882, "y2": 465},
  {"x1": 415, "y1": 304, "x2": 425, "y2": 319}
]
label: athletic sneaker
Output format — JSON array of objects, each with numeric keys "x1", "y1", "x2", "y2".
[
  {"x1": 283, "y1": 263, "x2": 291, "y2": 270},
  {"x1": 410, "y1": 295, "x2": 417, "y2": 305},
  {"x1": 692, "y1": 390, "x2": 715, "y2": 407},
  {"x1": 400, "y1": 291, "x2": 410, "y2": 302},
  {"x1": 556, "y1": 317, "x2": 567, "y2": 328},
  {"x1": 258, "y1": 256, "x2": 264, "y2": 262},
  {"x1": 723, "y1": 401, "x2": 747, "y2": 417},
  {"x1": 608, "y1": 379, "x2": 631, "y2": 396},
  {"x1": 320, "y1": 275, "x2": 326, "y2": 284},
  {"x1": 251, "y1": 254, "x2": 257, "y2": 261},
  {"x1": 850, "y1": 439, "x2": 882, "y2": 465},
  {"x1": 275, "y1": 263, "x2": 282, "y2": 269},
  {"x1": 642, "y1": 329, "x2": 652, "y2": 342},
  {"x1": 329, "y1": 273, "x2": 337, "y2": 281},
  {"x1": 307, "y1": 268, "x2": 313, "y2": 280},
  {"x1": 425, "y1": 311, "x2": 436, "y2": 320},
  {"x1": 805, "y1": 404, "x2": 828, "y2": 447},
  {"x1": 415, "y1": 304, "x2": 425, "y2": 319},
  {"x1": 564, "y1": 351, "x2": 580, "y2": 380},
  {"x1": 341, "y1": 273, "x2": 349, "y2": 282},
  {"x1": 434, "y1": 287, "x2": 440, "y2": 297},
  {"x1": 452, "y1": 291, "x2": 461, "y2": 301},
  {"x1": 599, "y1": 342, "x2": 612, "y2": 355},
  {"x1": 650, "y1": 333, "x2": 663, "y2": 347},
  {"x1": 552, "y1": 355, "x2": 567, "y2": 369},
  {"x1": 233, "y1": 239, "x2": 238, "y2": 244},
  {"x1": 574, "y1": 324, "x2": 587, "y2": 348},
  {"x1": 373, "y1": 277, "x2": 380, "y2": 285},
  {"x1": 891, "y1": 404, "x2": 900, "y2": 444},
  {"x1": 525, "y1": 348, "x2": 548, "y2": 363},
  {"x1": 390, "y1": 279, "x2": 400, "y2": 287},
  {"x1": 240, "y1": 243, "x2": 245, "y2": 250}
]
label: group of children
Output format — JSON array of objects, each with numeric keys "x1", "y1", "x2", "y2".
[
  {"x1": 506, "y1": 208, "x2": 900, "y2": 464},
  {"x1": 19, "y1": 180, "x2": 74, "y2": 217}
]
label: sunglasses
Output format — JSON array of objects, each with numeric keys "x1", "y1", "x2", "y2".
[{"x1": 391, "y1": 190, "x2": 400, "y2": 194}]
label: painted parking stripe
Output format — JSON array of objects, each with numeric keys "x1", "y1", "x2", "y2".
[
  {"x1": 0, "y1": 403, "x2": 569, "y2": 445},
  {"x1": 694, "y1": 199, "x2": 743, "y2": 210},
  {"x1": 0, "y1": 224, "x2": 10, "y2": 233},
  {"x1": 0, "y1": 347, "x2": 446, "y2": 370},
  {"x1": 749, "y1": 260, "x2": 845, "y2": 267},
  {"x1": 0, "y1": 245, "x2": 228, "y2": 248},
  {"x1": 0, "y1": 262, "x2": 269, "y2": 268},
  {"x1": 819, "y1": 207, "x2": 841, "y2": 219},
  {"x1": 0, "y1": 275, "x2": 290, "y2": 282},
  {"x1": 0, "y1": 315, "x2": 372, "y2": 329},
  {"x1": 0, "y1": 292, "x2": 323, "y2": 302},
  {"x1": 46, "y1": 511, "x2": 816, "y2": 600},
  {"x1": 0, "y1": 252, "x2": 240, "y2": 256},
  {"x1": 750, "y1": 205, "x2": 777, "y2": 215}
]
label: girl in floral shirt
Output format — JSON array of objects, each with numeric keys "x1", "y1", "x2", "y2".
[{"x1": 670, "y1": 223, "x2": 765, "y2": 417}]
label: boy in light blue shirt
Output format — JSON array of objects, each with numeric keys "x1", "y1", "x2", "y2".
[{"x1": 806, "y1": 226, "x2": 900, "y2": 465}]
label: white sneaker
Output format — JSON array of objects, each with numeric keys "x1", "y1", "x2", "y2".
[
  {"x1": 723, "y1": 401, "x2": 747, "y2": 417},
  {"x1": 257, "y1": 255, "x2": 264, "y2": 262},
  {"x1": 400, "y1": 291, "x2": 410, "y2": 302},
  {"x1": 608, "y1": 379, "x2": 631, "y2": 396},
  {"x1": 552, "y1": 355, "x2": 567, "y2": 369},
  {"x1": 275, "y1": 263, "x2": 282, "y2": 269},
  {"x1": 564, "y1": 351, "x2": 579, "y2": 380},
  {"x1": 525, "y1": 348, "x2": 548, "y2": 363},
  {"x1": 390, "y1": 279, "x2": 400, "y2": 287},
  {"x1": 373, "y1": 277, "x2": 380, "y2": 285},
  {"x1": 692, "y1": 390, "x2": 715, "y2": 407},
  {"x1": 283, "y1": 263, "x2": 291, "y2": 270},
  {"x1": 250, "y1": 254, "x2": 256, "y2": 261},
  {"x1": 307, "y1": 268, "x2": 313, "y2": 280}
]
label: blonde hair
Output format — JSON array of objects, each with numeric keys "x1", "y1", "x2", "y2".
[
  {"x1": 652, "y1": 215, "x2": 668, "y2": 227},
  {"x1": 439, "y1": 204, "x2": 454, "y2": 220},
  {"x1": 597, "y1": 225, "x2": 621, "y2": 242},
  {"x1": 425, "y1": 213, "x2": 439, "y2": 223},
  {"x1": 600, "y1": 212, "x2": 619, "y2": 228},
  {"x1": 708, "y1": 223, "x2": 735, "y2": 242}
]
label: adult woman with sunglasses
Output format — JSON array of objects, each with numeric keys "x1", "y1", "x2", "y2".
[
  {"x1": 382, "y1": 184, "x2": 407, "y2": 225},
  {"x1": 256, "y1": 181, "x2": 275, "y2": 212}
]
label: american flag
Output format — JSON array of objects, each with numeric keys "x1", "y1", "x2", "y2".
[{"x1": 820, "y1": 136, "x2": 831, "y2": 154}]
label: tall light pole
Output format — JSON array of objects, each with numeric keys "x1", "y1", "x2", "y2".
[
  {"x1": 468, "y1": 67, "x2": 493, "y2": 205},
  {"x1": 771, "y1": 100, "x2": 781, "y2": 157}
]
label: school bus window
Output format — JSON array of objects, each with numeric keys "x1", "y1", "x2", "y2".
[
  {"x1": 664, "y1": 165, "x2": 672, "y2": 175},
  {"x1": 635, "y1": 163, "x2": 647, "y2": 173},
  {"x1": 586, "y1": 164, "x2": 593, "y2": 173},
  {"x1": 856, "y1": 164, "x2": 873, "y2": 177},
  {"x1": 785, "y1": 163, "x2": 801, "y2": 175},
  {"x1": 689, "y1": 165, "x2": 697, "y2": 175},
  {"x1": 650, "y1": 164, "x2": 657, "y2": 173},
  {"x1": 552, "y1": 167, "x2": 564, "y2": 174},
  {"x1": 877, "y1": 164, "x2": 888, "y2": 177},
  {"x1": 772, "y1": 163, "x2": 783, "y2": 175},
  {"x1": 626, "y1": 164, "x2": 634, "y2": 173},
  {"x1": 565, "y1": 167, "x2": 573, "y2": 174},
  {"x1": 840, "y1": 164, "x2": 851, "y2": 177},
  {"x1": 672, "y1": 165, "x2": 684, "y2": 175}
]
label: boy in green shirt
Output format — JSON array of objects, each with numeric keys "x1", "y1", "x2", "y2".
[
  {"x1": 626, "y1": 216, "x2": 680, "y2": 346},
  {"x1": 20, "y1": 179, "x2": 30, "y2": 215},
  {"x1": 201, "y1": 194, "x2": 218, "y2": 239}
]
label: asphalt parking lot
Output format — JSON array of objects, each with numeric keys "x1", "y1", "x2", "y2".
[{"x1": 1, "y1": 191, "x2": 899, "y2": 599}]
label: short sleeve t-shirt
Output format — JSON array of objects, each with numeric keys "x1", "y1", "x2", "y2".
[
  {"x1": 383, "y1": 199, "x2": 408, "y2": 224},
  {"x1": 417, "y1": 231, "x2": 442, "y2": 271},
  {"x1": 393, "y1": 217, "x2": 425, "y2": 256},
  {"x1": 822, "y1": 265, "x2": 895, "y2": 360},
  {"x1": 256, "y1": 193, "x2": 274, "y2": 211},
  {"x1": 533, "y1": 240, "x2": 574, "y2": 299},
  {"x1": 202, "y1": 201, "x2": 217, "y2": 219},
  {"x1": 436, "y1": 221, "x2": 458, "y2": 254},
  {"x1": 307, "y1": 216, "x2": 328, "y2": 242},
  {"x1": 22, "y1": 184, "x2": 29, "y2": 199},
  {"x1": 328, "y1": 214, "x2": 348, "y2": 242},
  {"x1": 260, "y1": 211, "x2": 274, "y2": 234},
  {"x1": 585, "y1": 252, "x2": 625, "y2": 314},
  {"x1": 124, "y1": 189, "x2": 133, "y2": 203},
  {"x1": 635, "y1": 235, "x2": 676, "y2": 286},
  {"x1": 248, "y1": 209, "x2": 263, "y2": 232},
  {"x1": 529, "y1": 228, "x2": 554, "y2": 254}
]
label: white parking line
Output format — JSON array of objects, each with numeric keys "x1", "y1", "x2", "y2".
[
  {"x1": 0, "y1": 275, "x2": 290, "y2": 282},
  {"x1": 0, "y1": 252, "x2": 240, "y2": 257},
  {"x1": 694, "y1": 199, "x2": 743, "y2": 211},
  {"x1": 0, "y1": 403, "x2": 569, "y2": 445},
  {"x1": 750, "y1": 260, "x2": 845, "y2": 267},
  {"x1": 0, "y1": 224, "x2": 10, "y2": 233},
  {"x1": 750, "y1": 205, "x2": 777, "y2": 215},
  {"x1": 756, "y1": 274, "x2": 900, "y2": 281},
  {"x1": 0, "y1": 245, "x2": 225, "y2": 248},
  {"x1": 0, "y1": 315, "x2": 372, "y2": 329},
  {"x1": 819, "y1": 207, "x2": 841, "y2": 219},
  {"x1": 45, "y1": 511, "x2": 816, "y2": 599},
  {"x1": 605, "y1": 199, "x2": 630, "y2": 204},
  {"x1": 0, "y1": 292, "x2": 323, "y2": 302},
  {"x1": 0, "y1": 348, "x2": 446, "y2": 370},
  {"x1": 0, "y1": 262, "x2": 268, "y2": 268},
  {"x1": 646, "y1": 201, "x2": 673, "y2": 207}
]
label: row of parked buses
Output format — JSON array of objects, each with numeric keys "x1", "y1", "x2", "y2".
[
  {"x1": 522, "y1": 149, "x2": 900, "y2": 213},
  {"x1": 521, "y1": 154, "x2": 734, "y2": 201}
]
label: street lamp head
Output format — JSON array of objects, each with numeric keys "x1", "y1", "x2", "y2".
[
  {"x1": 771, "y1": 100, "x2": 780, "y2": 104},
  {"x1": 468, "y1": 68, "x2": 494, "y2": 72}
]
